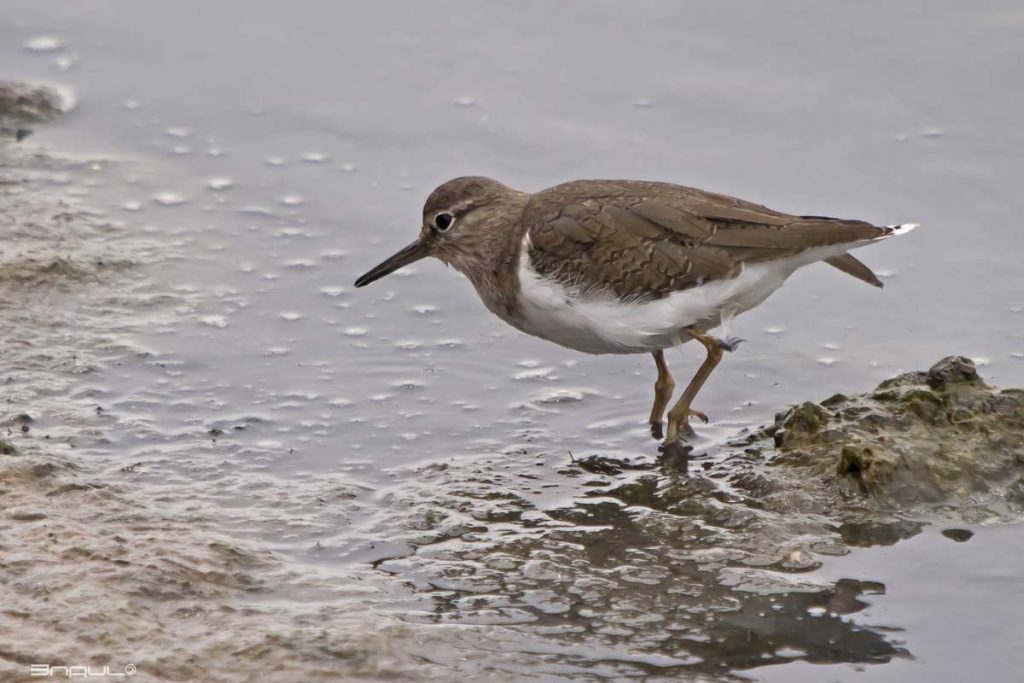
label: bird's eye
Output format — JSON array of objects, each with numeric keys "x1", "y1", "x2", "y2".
[{"x1": 434, "y1": 212, "x2": 454, "y2": 231}]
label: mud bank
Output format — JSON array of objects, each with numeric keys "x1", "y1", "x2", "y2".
[{"x1": 371, "y1": 357, "x2": 1022, "y2": 679}]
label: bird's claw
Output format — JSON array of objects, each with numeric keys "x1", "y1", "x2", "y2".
[{"x1": 718, "y1": 336, "x2": 745, "y2": 352}]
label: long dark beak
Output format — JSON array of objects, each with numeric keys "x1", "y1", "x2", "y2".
[{"x1": 354, "y1": 239, "x2": 429, "y2": 287}]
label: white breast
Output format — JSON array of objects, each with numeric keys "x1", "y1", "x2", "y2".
[{"x1": 514, "y1": 237, "x2": 852, "y2": 355}]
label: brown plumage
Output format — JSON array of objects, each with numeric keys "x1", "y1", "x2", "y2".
[{"x1": 525, "y1": 179, "x2": 892, "y2": 301}]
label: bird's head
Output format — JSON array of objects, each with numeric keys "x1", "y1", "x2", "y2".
[{"x1": 354, "y1": 176, "x2": 522, "y2": 288}]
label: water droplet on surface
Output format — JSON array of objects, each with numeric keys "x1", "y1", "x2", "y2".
[
  {"x1": 25, "y1": 36, "x2": 63, "y2": 52},
  {"x1": 280, "y1": 312, "x2": 303, "y2": 321},
  {"x1": 164, "y1": 126, "x2": 191, "y2": 138},
  {"x1": 302, "y1": 152, "x2": 328, "y2": 163},
  {"x1": 280, "y1": 194, "x2": 305, "y2": 206},
  {"x1": 343, "y1": 327, "x2": 367, "y2": 337},
  {"x1": 152, "y1": 192, "x2": 187, "y2": 206},
  {"x1": 54, "y1": 55, "x2": 77, "y2": 71},
  {"x1": 339, "y1": 162, "x2": 357, "y2": 173},
  {"x1": 265, "y1": 155, "x2": 285, "y2": 166},
  {"x1": 122, "y1": 99, "x2": 141, "y2": 110},
  {"x1": 817, "y1": 357, "x2": 838, "y2": 367},
  {"x1": 806, "y1": 606, "x2": 827, "y2": 617},
  {"x1": 453, "y1": 96, "x2": 476, "y2": 107},
  {"x1": 200, "y1": 315, "x2": 228, "y2": 328},
  {"x1": 121, "y1": 200, "x2": 142, "y2": 212},
  {"x1": 206, "y1": 177, "x2": 234, "y2": 190},
  {"x1": 763, "y1": 327, "x2": 787, "y2": 336},
  {"x1": 823, "y1": 342, "x2": 840, "y2": 350}
]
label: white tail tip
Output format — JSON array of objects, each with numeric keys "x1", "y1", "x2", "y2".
[{"x1": 888, "y1": 222, "x2": 920, "y2": 236}]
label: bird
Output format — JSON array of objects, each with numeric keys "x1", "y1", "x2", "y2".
[{"x1": 354, "y1": 176, "x2": 916, "y2": 457}]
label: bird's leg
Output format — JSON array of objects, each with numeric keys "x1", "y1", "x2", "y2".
[
  {"x1": 664, "y1": 328, "x2": 737, "y2": 446},
  {"x1": 648, "y1": 349, "x2": 675, "y2": 440}
]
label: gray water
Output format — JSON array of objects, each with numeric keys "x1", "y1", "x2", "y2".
[{"x1": 1, "y1": 1, "x2": 1023, "y2": 681}]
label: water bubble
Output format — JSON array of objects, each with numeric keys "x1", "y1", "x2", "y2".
[
  {"x1": 25, "y1": 36, "x2": 63, "y2": 52},
  {"x1": 921, "y1": 127, "x2": 944, "y2": 138},
  {"x1": 453, "y1": 96, "x2": 476, "y2": 107},
  {"x1": 343, "y1": 327, "x2": 367, "y2": 337},
  {"x1": 265, "y1": 156, "x2": 285, "y2": 166},
  {"x1": 152, "y1": 192, "x2": 187, "y2": 206},
  {"x1": 339, "y1": 162, "x2": 357, "y2": 173},
  {"x1": 633, "y1": 98, "x2": 654, "y2": 108},
  {"x1": 122, "y1": 99, "x2": 141, "y2": 110},
  {"x1": 280, "y1": 312, "x2": 303, "y2": 321},
  {"x1": 121, "y1": 200, "x2": 142, "y2": 212},
  {"x1": 817, "y1": 357, "x2": 838, "y2": 367},
  {"x1": 302, "y1": 152, "x2": 328, "y2": 163},
  {"x1": 806, "y1": 606, "x2": 827, "y2": 617},
  {"x1": 206, "y1": 177, "x2": 235, "y2": 190},
  {"x1": 319, "y1": 287, "x2": 346, "y2": 297},
  {"x1": 763, "y1": 327, "x2": 787, "y2": 336},
  {"x1": 206, "y1": 146, "x2": 224, "y2": 157},
  {"x1": 280, "y1": 194, "x2": 306, "y2": 206},
  {"x1": 164, "y1": 126, "x2": 191, "y2": 138},
  {"x1": 823, "y1": 342, "x2": 840, "y2": 351}
]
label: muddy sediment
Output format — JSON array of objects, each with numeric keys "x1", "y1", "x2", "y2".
[{"x1": 373, "y1": 357, "x2": 1023, "y2": 678}]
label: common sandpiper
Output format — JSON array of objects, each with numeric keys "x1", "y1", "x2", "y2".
[{"x1": 354, "y1": 176, "x2": 916, "y2": 458}]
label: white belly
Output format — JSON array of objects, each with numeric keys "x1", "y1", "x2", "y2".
[{"x1": 515, "y1": 242, "x2": 849, "y2": 355}]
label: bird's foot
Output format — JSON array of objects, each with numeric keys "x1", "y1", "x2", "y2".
[
  {"x1": 717, "y1": 336, "x2": 745, "y2": 352},
  {"x1": 665, "y1": 407, "x2": 708, "y2": 442},
  {"x1": 650, "y1": 420, "x2": 664, "y2": 441}
]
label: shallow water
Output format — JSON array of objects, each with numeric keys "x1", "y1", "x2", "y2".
[{"x1": 1, "y1": 1, "x2": 1023, "y2": 681}]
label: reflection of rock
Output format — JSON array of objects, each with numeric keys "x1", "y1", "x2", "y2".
[{"x1": 0, "y1": 81, "x2": 73, "y2": 140}]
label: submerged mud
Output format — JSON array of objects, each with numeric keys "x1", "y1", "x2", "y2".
[{"x1": 0, "y1": 83, "x2": 424, "y2": 682}]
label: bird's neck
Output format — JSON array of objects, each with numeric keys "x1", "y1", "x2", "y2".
[{"x1": 454, "y1": 195, "x2": 530, "y2": 322}]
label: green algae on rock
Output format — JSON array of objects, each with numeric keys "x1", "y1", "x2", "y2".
[{"x1": 762, "y1": 356, "x2": 1024, "y2": 511}]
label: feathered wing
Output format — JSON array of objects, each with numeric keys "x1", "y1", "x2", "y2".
[{"x1": 524, "y1": 180, "x2": 892, "y2": 300}]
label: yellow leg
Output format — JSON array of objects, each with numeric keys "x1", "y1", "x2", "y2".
[
  {"x1": 648, "y1": 350, "x2": 675, "y2": 439},
  {"x1": 664, "y1": 329, "x2": 725, "y2": 446}
]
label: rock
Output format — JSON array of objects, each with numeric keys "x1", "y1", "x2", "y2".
[
  {"x1": 761, "y1": 356, "x2": 1024, "y2": 507},
  {"x1": 0, "y1": 81, "x2": 73, "y2": 140}
]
